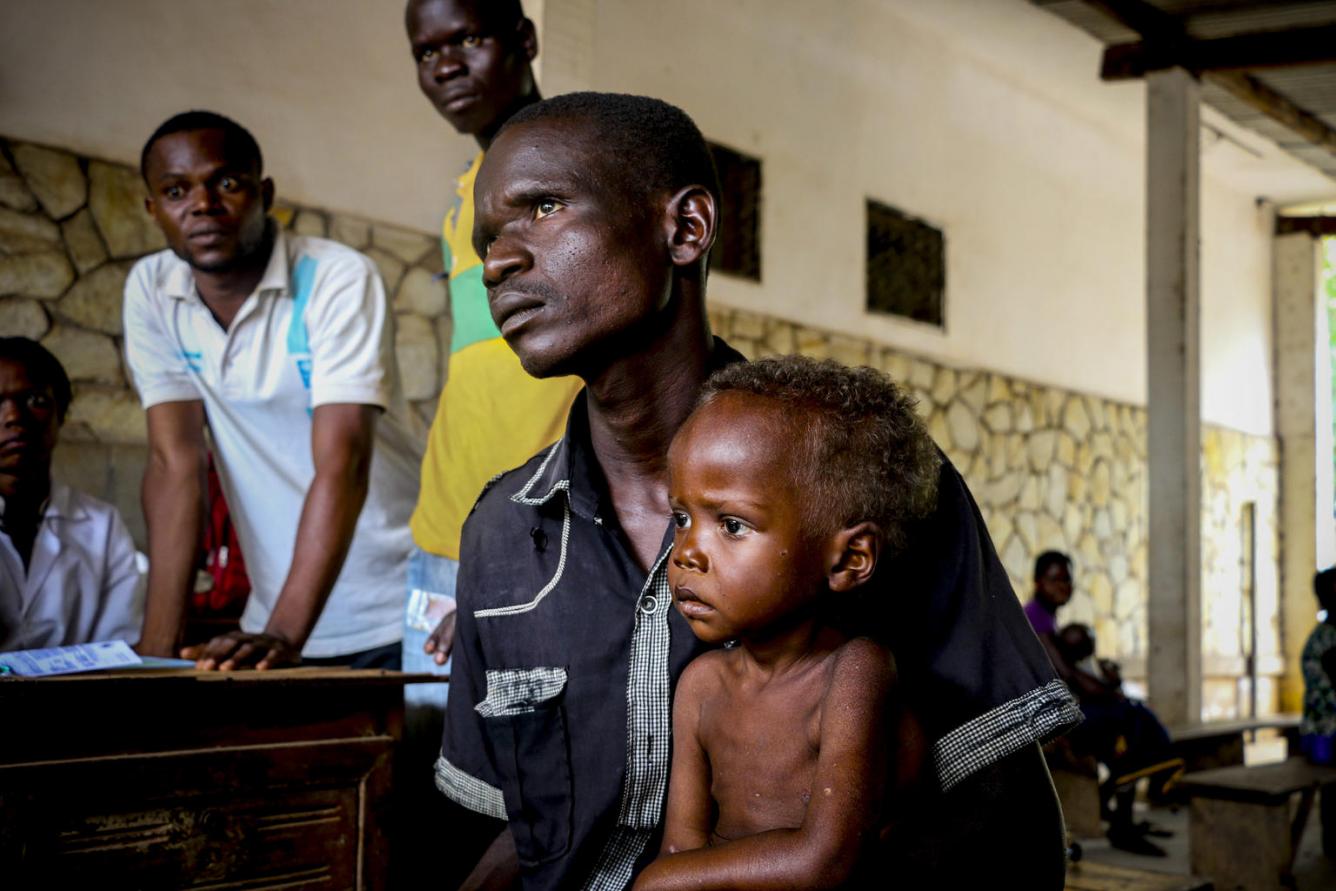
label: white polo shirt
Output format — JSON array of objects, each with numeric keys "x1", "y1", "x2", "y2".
[
  {"x1": 123, "y1": 230, "x2": 422, "y2": 657},
  {"x1": 0, "y1": 482, "x2": 144, "y2": 651}
]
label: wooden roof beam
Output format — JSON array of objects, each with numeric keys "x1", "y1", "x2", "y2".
[
  {"x1": 1207, "y1": 70, "x2": 1336, "y2": 156},
  {"x1": 1103, "y1": 24, "x2": 1336, "y2": 81}
]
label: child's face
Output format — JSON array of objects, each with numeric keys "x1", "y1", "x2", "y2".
[{"x1": 666, "y1": 393, "x2": 831, "y2": 645}]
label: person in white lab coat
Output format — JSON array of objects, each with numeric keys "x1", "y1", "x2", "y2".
[{"x1": 0, "y1": 337, "x2": 142, "y2": 651}]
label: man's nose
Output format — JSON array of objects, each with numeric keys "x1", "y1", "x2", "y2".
[
  {"x1": 0, "y1": 398, "x2": 23, "y2": 427},
  {"x1": 188, "y1": 184, "x2": 222, "y2": 215},
  {"x1": 431, "y1": 47, "x2": 465, "y2": 82},
  {"x1": 482, "y1": 234, "x2": 532, "y2": 288}
]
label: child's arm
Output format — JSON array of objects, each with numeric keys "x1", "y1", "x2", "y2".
[
  {"x1": 634, "y1": 639, "x2": 894, "y2": 891},
  {"x1": 656, "y1": 656, "x2": 716, "y2": 856}
]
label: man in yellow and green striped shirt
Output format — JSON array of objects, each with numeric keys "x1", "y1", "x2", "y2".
[{"x1": 404, "y1": 0, "x2": 580, "y2": 702}]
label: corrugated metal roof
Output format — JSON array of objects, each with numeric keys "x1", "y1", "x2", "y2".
[{"x1": 1034, "y1": 0, "x2": 1336, "y2": 182}]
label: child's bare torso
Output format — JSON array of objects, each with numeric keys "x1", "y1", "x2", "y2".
[{"x1": 696, "y1": 641, "x2": 853, "y2": 843}]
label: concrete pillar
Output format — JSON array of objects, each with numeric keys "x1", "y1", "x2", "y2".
[
  {"x1": 532, "y1": 0, "x2": 596, "y2": 95},
  {"x1": 1274, "y1": 232, "x2": 1333, "y2": 711},
  {"x1": 1146, "y1": 68, "x2": 1202, "y2": 727}
]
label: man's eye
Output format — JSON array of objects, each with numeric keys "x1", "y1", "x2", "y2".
[
  {"x1": 722, "y1": 518, "x2": 747, "y2": 536},
  {"x1": 219, "y1": 177, "x2": 239, "y2": 191},
  {"x1": 418, "y1": 47, "x2": 437, "y2": 63},
  {"x1": 26, "y1": 393, "x2": 52, "y2": 411},
  {"x1": 461, "y1": 34, "x2": 482, "y2": 48},
  {"x1": 535, "y1": 199, "x2": 561, "y2": 219},
  {"x1": 671, "y1": 511, "x2": 690, "y2": 530},
  {"x1": 165, "y1": 186, "x2": 184, "y2": 199}
]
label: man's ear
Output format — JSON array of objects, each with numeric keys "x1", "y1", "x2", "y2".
[
  {"x1": 518, "y1": 17, "x2": 539, "y2": 62},
  {"x1": 664, "y1": 185, "x2": 716, "y2": 268},
  {"x1": 827, "y1": 521, "x2": 881, "y2": 593},
  {"x1": 261, "y1": 177, "x2": 275, "y2": 211}
]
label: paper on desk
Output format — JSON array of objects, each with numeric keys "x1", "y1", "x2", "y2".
[{"x1": 0, "y1": 640, "x2": 143, "y2": 676}]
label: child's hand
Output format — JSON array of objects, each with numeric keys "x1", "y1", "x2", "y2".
[{"x1": 423, "y1": 611, "x2": 457, "y2": 666}]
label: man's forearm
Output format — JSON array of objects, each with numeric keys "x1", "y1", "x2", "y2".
[
  {"x1": 263, "y1": 463, "x2": 370, "y2": 649},
  {"x1": 138, "y1": 452, "x2": 205, "y2": 655}
]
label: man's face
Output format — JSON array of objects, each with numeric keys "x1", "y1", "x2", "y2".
[
  {"x1": 1036, "y1": 561, "x2": 1073, "y2": 609},
  {"x1": 407, "y1": 0, "x2": 535, "y2": 138},
  {"x1": 666, "y1": 395, "x2": 831, "y2": 646},
  {"x1": 0, "y1": 358, "x2": 60, "y2": 490},
  {"x1": 143, "y1": 129, "x2": 272, "y2": 274},
  {"x1": 473, "y1": 118, "x2": 673, "y2": 379}
]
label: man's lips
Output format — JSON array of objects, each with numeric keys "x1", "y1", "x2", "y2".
[
  {"x1": 187, "y1": 227, "x2": 232, "y2": 244},
  {"x1": 440, "y1": 90, "x2": 479, "y2": 112},
  {"x1": 490, "y1": 291, "x2": 545, "y2": 337}
]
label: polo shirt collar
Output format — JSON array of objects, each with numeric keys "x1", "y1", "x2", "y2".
[
  {"x1": 161, "y1": 225, "x2": 291, "y2": 303},
  {"x1": 509, "y1": 336, "x2": 747, "y2": 524}
]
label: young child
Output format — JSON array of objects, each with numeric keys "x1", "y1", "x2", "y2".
[{"x1": 634, "y1": 355, "x2": 941, "y2": 890}]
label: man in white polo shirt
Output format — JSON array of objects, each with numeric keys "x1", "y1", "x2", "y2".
[{"x1": 125, "y1": 111, "x2": 421, "y2": 670}]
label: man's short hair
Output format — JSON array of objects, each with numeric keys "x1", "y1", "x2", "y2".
[
  {"x1": 697, "y1": 355, "x2": 940, "y2": 554},
  {"x1": 140, "y1": 110, "x2": 263, "y2": 180},
  {"x1": 1034, "y1": 550, "x2": 1072, "y2": 581},
  {"x1": 499, "y1": 92, "x2": 721, "y2": 208},
  {"x1": 406, "y1": 0, "x2": 527, "y2": 31},
  {"x1": 0, "y1": 337, "x2": 73, "y2": 422}
]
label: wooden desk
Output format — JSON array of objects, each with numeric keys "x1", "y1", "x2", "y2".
[
  {"x1": 1179, "y1": 757, "x2": 1336, "y2": 891},
  {"x1": 0, "y1": 668, "x2": 418, "y2": 889}
]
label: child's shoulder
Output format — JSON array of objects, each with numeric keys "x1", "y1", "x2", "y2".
[
  {"x1": 679, "y1": 646, "x2": 735, "y2": 691},
  {"x1": 828, "y1": 636, "x2": 897, "y2": 690}
]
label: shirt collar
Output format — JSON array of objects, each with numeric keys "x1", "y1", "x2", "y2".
[
  {"x1": 42, "y1": 481, "x2": 86, "y2": 523},
  {"x1": 0, "y1": 480, "x2": 80, "y2": 532},
  {"x1": 162, "y1": 225, "x2": 291, "y2": 303},
  {"x1": 510, "y1": 336, "x2": 747, "y2": 523}
]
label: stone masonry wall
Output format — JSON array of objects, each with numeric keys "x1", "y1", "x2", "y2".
[{"x1": 0, "y1": 136, "x2": 1281, "y2": 717}]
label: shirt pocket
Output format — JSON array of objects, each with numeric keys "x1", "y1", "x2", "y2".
[{"x1": 476, "y1": 666, "x2": 573, "y2": 866}]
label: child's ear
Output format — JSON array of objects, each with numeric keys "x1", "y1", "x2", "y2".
[{"x1": 827, "y1": 522, "x2": 881, "y2": 593}]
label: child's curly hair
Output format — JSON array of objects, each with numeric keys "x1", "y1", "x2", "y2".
[{"x1": 698, "y1": 355, "x2": 940, "y2": 555}]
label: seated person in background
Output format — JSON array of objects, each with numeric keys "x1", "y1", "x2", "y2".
[
  {"x1": 634, "y1": 356, "x2": 938, "y2": 890},
  {"x1": 0, "y1": 337, "x2": 143, "y2": 650},
  {"x1": 1025, "y1": 552, "x2": 1175, "y2": 855},
  {"x1": 1300, "y1": 566, "x2": 1336, "y2": 766}
]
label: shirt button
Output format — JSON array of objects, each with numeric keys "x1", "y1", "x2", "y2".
[{"x1": 638, "y1": 594, "x2": 658, "y2": 615}]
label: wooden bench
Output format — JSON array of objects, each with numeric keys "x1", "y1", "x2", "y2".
[
  {"x1": 1178, "y1": 757, "x2": 1336, "y2": 890},
  {"x1": 1169, "y1": 715, "x2": 1300, "y2": 774},
  {"x1": 1064, "y1": 860, "x2": 1212, "y2": 891}
]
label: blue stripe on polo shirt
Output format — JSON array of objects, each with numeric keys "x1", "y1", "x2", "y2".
[{"x1": 287, "y1": 255, "x2": 317, "y2": 356}]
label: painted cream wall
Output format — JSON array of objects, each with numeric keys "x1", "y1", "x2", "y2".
[
  {"x1": 0, "y1": 0, "x2": 474, "y2": 235},
  {"x1": 3, "y1": 0, "x2": 1332, "y2": 434},
  {"x1": 582, "y1": 0, "x2": 1336, "y2": 435}
]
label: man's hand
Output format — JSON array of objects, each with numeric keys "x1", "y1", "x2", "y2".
[
  {"x1": 423, "y1": 610, "x2": 457, "y2": 666},
  {"x1": 181, "y1": 630, "x2": 301, "y2": 671}
]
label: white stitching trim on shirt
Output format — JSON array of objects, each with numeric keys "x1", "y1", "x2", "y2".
[
  {"x1": 435, "y1": 754, "x2": 507, "y2": 820},
  {"x1": 476, "y1": 667, "x2": 568, "y2": 718},
  {"x1": 474, "y1": 500, "x2": 572, "y2": 618},
  {"x1": 510, "y1": 441, "x2": 567, "y2": 505},
  {"x1": 932, "y1": 677, "x2": 1082, "y2": 792}
]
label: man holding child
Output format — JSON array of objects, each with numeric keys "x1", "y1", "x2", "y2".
[{"x1": 436, "y1": 91, "x2": 1080, "y2": 889}]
